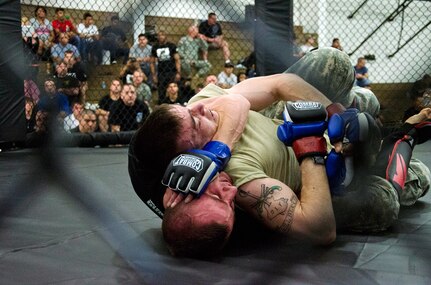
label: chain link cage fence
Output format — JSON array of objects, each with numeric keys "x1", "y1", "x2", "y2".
[{"x1": 20, "y1": 0, "x2": 430, "y2": 135}]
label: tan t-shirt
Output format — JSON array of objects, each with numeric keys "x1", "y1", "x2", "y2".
[{"x1": 189, "y1": 84, "x2": 302, "y2": 193}]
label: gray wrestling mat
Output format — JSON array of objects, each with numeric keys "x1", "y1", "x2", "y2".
[{"x1": 1, "y1": 142, "x2": 430, "y2": 284}]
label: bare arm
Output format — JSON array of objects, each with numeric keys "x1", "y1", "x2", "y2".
[
  {"x1": 238, "y1": 157, "x2": 336, "y2": 244},
  {"x1": 227, "y1": 73, "x2": 332, "y2": 111}
]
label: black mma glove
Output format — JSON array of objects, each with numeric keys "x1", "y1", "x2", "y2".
[{"x1": 162, "y1": 141, "x2": 231, "y2": 196}]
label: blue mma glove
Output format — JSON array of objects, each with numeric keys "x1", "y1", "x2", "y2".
[
  {"x1": 277, "y1": 101, "x2": 328, "y2": 162},
  {"x1": 277, "y1": 101, "x2": 328, "y2": 146},
  {"x1": 162, "y1": 141, "x2": 231, "y2": 196},
  {"x1": 325, "y1": 149, "x2": 346, "y2": 196},
  {"x1": 328, "y1": 108, "x2": 371, "y2": 144}
]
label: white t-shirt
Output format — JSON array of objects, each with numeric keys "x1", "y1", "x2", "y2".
[{"x1": 77, "y1": 23, "x2": 99, "y2": 42}]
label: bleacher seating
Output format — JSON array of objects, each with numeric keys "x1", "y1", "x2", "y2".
[{"x1": 20, "y1": 5, "x2": 413, "y2": 123}]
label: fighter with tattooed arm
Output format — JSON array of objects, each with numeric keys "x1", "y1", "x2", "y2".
[{"x1": 129, "y1": 48, "x2": 431, "y2": 257}]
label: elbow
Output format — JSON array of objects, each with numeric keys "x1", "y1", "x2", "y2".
[
  {"x1": 318, "y1": 228, "x2": 336, "y2": 245},
  {"x1": 313, "y1": 222, "x2": 336, "y2": 245}
]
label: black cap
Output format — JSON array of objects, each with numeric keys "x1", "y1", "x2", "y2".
[{"x1": 224, "y1": 62, "x2": 234, "y2": 68}]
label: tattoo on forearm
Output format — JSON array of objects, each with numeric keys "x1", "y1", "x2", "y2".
[{"x1": 238, "y1": 184, "x2": 297, "y2": 229}]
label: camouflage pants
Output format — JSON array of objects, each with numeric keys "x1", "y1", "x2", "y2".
[
  {"x1": 262, "y1": 47, "x2": 431, "y2": 232},
  {"x1": 332, "y1": 158, "x2": 430, "y2": 232},
  {"x1": 261, "y1": 47, "x2": 380, "y2": 119}
]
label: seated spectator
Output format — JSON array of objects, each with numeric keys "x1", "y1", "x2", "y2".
[
  {"x1": 63, "y1": 50, "x2": 88, "y2": 101},
  {"x1": 70, "y1": 109, "x2": 98, "y2": 133},
  {"x1": 354, "y1": 57, "x2": 371, "y2": 88},
  {"x1": 404, "y1": 75, "x2": 431, "y2": 121},
  {"x1": 35, "y1": 78, "x2": 71, "y2": 133},
  {"x1": 51, "y1": 8, "x2": 81, "y2": 50},
  {"x1": 77, "y1": 12, "x2": 102, "y2": 65},
  {"x1": 108, "y1": 84, "x2": 149, "y2": 132},
  {"x1": 120, "y1": 57, "x2": 142, "y2": 84},
  {"x1": 177, "y1": 25, "x2": 211, "y2": 79},
  {"x1": 96, "y1": 79, "x2": 122, "y2": 132},
  {"x1": 54, "y1": 61, "x2": 81, "y2": 104},
  {"x1": 24, "y1": 65, "x2": 41, "y2": 103},
  {"x1": 237, "y1": 72, "x2": 247, "y2": 83},
  {"x1": 331, "y1": 38, "x2": 343, "y2": 51},
  {"x1": 100, "y1": 15, "x2": 129, "y2": 64},
  {"x1": 129, "y1": 33, "x2": 152, "y2": 85},
  {"x1": 63, "y1": 100, "x2": 83, "y2": 132},
  {"x1": 22, "y1": 16, "x2": 40, "y2": 63},
  {"x1": 217, "y1": 62, "x2": 237, "y2": 88},
  {"x1": 25, "y1": 97, "x2": 36, "y2": 133},
  {"x1": 132, "y1": 69, "x2": 152, "y2": 107},
  {"x1": 30, "y1": 6, "x2": 54, "y2": 60},
  {"x1": 161, "y1": 82, "x2": 186, "y2": 105},
  {"x1": 51, "y1": 32, "x2": 81, "y2": 65},
  {"x1": 404, "y1": 89, "x2": 431, "y2": 121},
  {"x1": 198, "y1": 12, "x2": 231, "y2": 63},
  {"x1": 204, "y1": 74, "x2": 218, "y2": 86},
  {"x1": 178, "y1": 78, "x2": 195, "y2": 103},
  {"x1": 300, "y1": 34, "x2": 317, "y2": 54}
]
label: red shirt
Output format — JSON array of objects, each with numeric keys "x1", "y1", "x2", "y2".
[{"x1": 52, "y1": 19, "x2": 75, "y2": 33}]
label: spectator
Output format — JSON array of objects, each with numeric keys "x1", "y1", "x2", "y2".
[
  {"x1": 178, "y1": 78, "x2": 195, "y2": 103},
  {"x1": 25, "y1": 97, "x2": 36, "y2": 133},
  {"x1": 51, "y1": 32, "x2": 81, "y2": 65},
  {"x1": 100, "y1": 15, "x2": 129, "y2": 64},
  {"x1": 77, "y1": 12, "x2": 102, "y2": 65},
  {"x1": 54, "y1": 61, "x2": 81, "y2": 104},
  {"x1": 161, "y1": 82, "x2": 185, "y2": 105},
  {"x1": 108, "y1": 84, "x2": 150, "y2": 132},
  {"x1": 120, "y1": 57, "x2": 142, "y2": 84},
  {"x1": 129, "y1": 33, "x2": 153, "y2": 85},
  {"x1": 70, "y1": 109, "x2": 98, "y2": 133},
  {"x1": 96, "y1": 79, "x2": 122, "y2": 132},
  {"x1": 237, "y1": 72, "x2": 247, "y2": 83},
  {"x1": 24, "y1": 66, "x2": 41, "y2": 103},
  {"x1": 198, "y1": 12, "x2": 231, "y2": 63},
  {"x1": 204, "y1": 74, "x2": 218, "y2": 86},
  {"x1": 150, "y1": 31, "x2": 181, "y2": 104},
  {"x1": 131, "y1": 69, "x2": 152, "y2": 107},
  {"x1": 177, "y1": 25, "x2": 211, "y2": 79},
  {"x1": 63, "y1": 100, "x2": 83, "y2": 132},
  {"x1": 64, "y1": 50, "x2": 88, "y2": 101},
  {"x1": 404, "y1": 89, "x2": 431, "y2": 121},
  {"x1": 331, "y1": 38, "x2": 343, "y2": 51},
  {"x1": 300, "y1": 34, "x2": 317, "y2": 54},
  {"x1": 35, "y1": 78, "x2": 70, "y2": 133},
  {"x1": 30, "y1": 6, "x2": 54, "y2": 60},
  {"x1": 51, "y1": 8, "x2": 81, "y2": 50},
  {"x1": 22, "y1": 16, "x2": 40, "y2": 63},
  {"x1": 404, "y1": 75, "x2": 431, "y2": 121},
  {"x1": 217, "y1": 62, "x2": 237, "y2": 88},
  {"x1": 354, "y1": 57, "x2": 371, "y2": 88}
]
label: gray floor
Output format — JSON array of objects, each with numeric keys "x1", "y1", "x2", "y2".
[{"x1": 0, "y1": 142, "x2": 430, "y2": 284}]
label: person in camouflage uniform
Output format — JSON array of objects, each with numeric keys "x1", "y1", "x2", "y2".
[
  {"x1": 177, "y1": 25, "x2": 212, "y2": 79},
  {"x1": 262, "y1": 47, "x2": 430, "y2": 232},
  {"x1": 129, "y1": 47, "x2": 431, "y2": 257}
]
